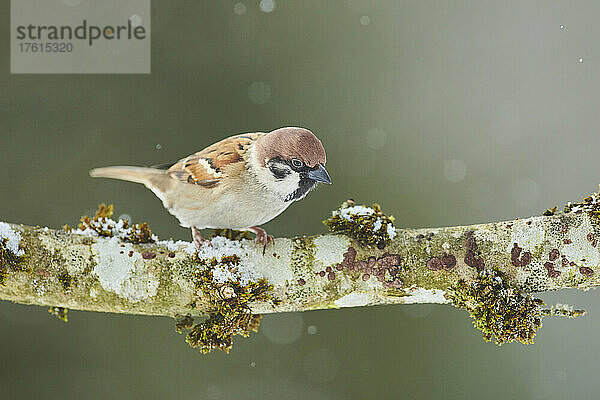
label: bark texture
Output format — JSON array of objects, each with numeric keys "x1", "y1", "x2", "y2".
[{"x1": 1, "y1": 210, "x2": 599, "y2": 318}]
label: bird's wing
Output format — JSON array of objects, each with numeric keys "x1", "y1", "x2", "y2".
[{"x1": 166, "y1": 133, "x2": 263, "y2": 188}]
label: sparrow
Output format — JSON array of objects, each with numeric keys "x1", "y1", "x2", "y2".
[{"x1": 90, "y1": 127, "x2": 331, "y2": 247}]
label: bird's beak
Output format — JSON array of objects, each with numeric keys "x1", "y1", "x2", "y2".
[{"x1": 308, "y1": 164, "x2": 332, "y2": 184}]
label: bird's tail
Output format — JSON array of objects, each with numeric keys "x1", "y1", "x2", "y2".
[{"x1": 90, "y1": 166, "x2": 166, "y2": 185}]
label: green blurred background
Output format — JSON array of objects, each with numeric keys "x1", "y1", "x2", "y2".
[{"x1": 2, "y1": 0, "x2": 600, "y2": 398}]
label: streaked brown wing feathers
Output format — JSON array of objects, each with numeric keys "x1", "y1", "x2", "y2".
[{"x1": 166, "y1": 133, "x2": 262, "y2": 186}]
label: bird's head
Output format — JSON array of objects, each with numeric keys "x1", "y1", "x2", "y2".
[{"x1": 252, "y1": 127, "x2": 331, "y2": 202}]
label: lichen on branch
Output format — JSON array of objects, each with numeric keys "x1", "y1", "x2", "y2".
[
  {"x1": 2, "y1": 187, "x2": 600, "y2": 353},
  {"x1": 64, "y1": 203, "x2": 154, "y2": 244},
  {"x1": 323, "y1": 199, "x2": 396, "y2": 249},
  {"x1": 448, "y1": 267, "x2": 544, "y2": 344}
]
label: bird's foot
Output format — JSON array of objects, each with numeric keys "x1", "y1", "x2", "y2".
[
  {"x1": 192, "y1": 227, "x2": 210, "y2": 249},
  {"x1": 248, "y1": 226, "x2": 274, "y2": 246}
]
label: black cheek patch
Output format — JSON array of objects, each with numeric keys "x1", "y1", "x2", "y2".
[
  {"x1": 284, "y1": 178, "x2": 317, "y2": 202},
  {"x1": 269, "y1": 165, "x2": 290, "y2": 180}
]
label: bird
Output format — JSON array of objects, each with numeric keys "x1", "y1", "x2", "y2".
[{"x1": 90, "y1": 127, "x2": 331, "y2": 248}]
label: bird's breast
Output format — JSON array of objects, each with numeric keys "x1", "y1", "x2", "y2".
[{"x1": 164, "y1": 180, "x2": 290, "y2": 230}]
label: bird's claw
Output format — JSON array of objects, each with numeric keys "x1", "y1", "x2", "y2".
[
  {"x1": 192, "y1": 227, "x2": 211, "y2": 249},
  {"x1": 248, "y1": 227, "x2": 274, "y2": 246}
]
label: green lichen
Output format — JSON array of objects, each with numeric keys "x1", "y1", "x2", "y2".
[
  {"x1": 48, "y1": 307, "x2": 68, "y2": 322},
  {"x1": 0, "y1": 237, "x2": 27, "y2": 285},
  {"x1": 211, "y1": 229, "x2": 253, "y2": 241},
  {"x1": 58, "y1": 271, "x2": 73, "y2": 292},
  {"x1": 448, "y1": 267, "x2": 544, "y2": 345},
  {"x1": 542, "y1": 206, "x2": 558, "y2": 216},
  {"x1": 541, "y1": 304, "x2": 586, "y2": 318},
  {"x1": 563, "y1": 186, "x2": 600, "y2": 216},
  {"x1": 64, "y1": 203, "x2": 154, "y2": 244},
  {"x1": 175, "y1": 315, "x2": 194, "y2": 334},
  {"x1": 323, "y1": 200, "x2": 396, "y2": 248},
  {"x1": 179, "y1": 254, "x2": 277, "y2": 354}
]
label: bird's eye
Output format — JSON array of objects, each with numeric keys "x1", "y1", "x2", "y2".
[{"x1": 291, "y1": 158, "x2": 304, "y2": 169}]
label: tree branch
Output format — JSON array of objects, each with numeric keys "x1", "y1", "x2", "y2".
[{"x1": 1, "y1": 197, "x2": 597, "y2": 350}]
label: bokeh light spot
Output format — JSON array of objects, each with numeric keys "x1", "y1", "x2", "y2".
[
  {"x1": 365, "y1": 128, "x2": 387, "y2": 150},
  {"x1": 248, "y1": 82, "x2": 272, "y2": 104},
  {"x1": 259, "y1": 0, "x2": 276, "y2": 13},
  {"x1": 233, "y1": 2, "x2": 247, "y2": 15},
  {"x1": 262, "y1": 313, "x2": 303, "y2": 344},
  {"x1": 443, "y1": 159, "x2": 467, "y2": 183},
  {"x1": 129, "y1": 14, "x2": 142, "y2": 27}
]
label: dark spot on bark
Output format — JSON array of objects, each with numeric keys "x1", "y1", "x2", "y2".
[
  {"x1": 356, "y1": 260, "x2": 367, "y2": 271},
  {"x1": 521, "y1": 252, "x2": 532, "y2": 266},
  {"x1": 326, "y1": 266, "x2": 332, "y2": 273},
  {"x1": 337, "y1": 248, "x2": 402, "y2": 287},
  {"x1": 327, "y1": 272, "x2": 336, "y2": 280},
  {"x1": 142, "y1": 252, "x2": 156, "y2": 260},
  {"x1": 580, "y1": 267, "x2": 594, "y2": 277},
  {"x1": 168, "y1": 252, "x2": 176, "y2": 258},
  {"x1": 416, "y1": 234, "x2": 425, "y2": 241},
  {"x1": 128, "y1": 251, "x2": 134, "y2": 257},
  {"x1": 570, "y1": 261, "x2": 575, "y2": 266},
  {"x1": 341, "y1": 248, "x2": 357, "y2": 270},
  {"x1": 120, "y1": 251, "x2": 124, "y2": 254},
  {"x1": 526, "y1": 221, "x2": 532, "y2": 225},
  {"x1": 441, "y1": 253, "x2": 457, "y2": 270},
  {"x1": 465, "y1": 231, "x2": 485, "y2": 271},
  {"x1": 511, "y1": 243, "x2": 522, "y2": 266},
  {"x1": 377, "y1": 254, "x2": 400, "y2": 269},
  {"x1": 588, "y1": 233, "x2": 595, "y2": 242},
  {"x1": 298, "y1": 278, "x2": 306, "y2": 286},
  {"x1": 549, "y1": 249, "x2": 560, "y2": 261},
  {"x1": 544, "y1": 262, "x2": 561, "y2": 278},
  {"x1": 427, "y1": 257, "x2": 443, "y2": 271},
  {"x1": 319, "y1": 271, "x2": 325, "y2": 277},
  {"x1": 511, "y1": 243, "x2": 531, "y2": 267},
  {"x1": 564, "y1": 239, "x2": 572, "y2": 244}
]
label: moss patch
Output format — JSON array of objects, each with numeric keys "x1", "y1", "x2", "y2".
[
  {"x1": 541, "y1": 304, "x2": 586, "y2": 318},
  {"x1": 324, "y1": 200, "x2": 396, "y2": 248},
  {"x1": 562, "y1": 186, "x2": 600, "y2": 217},
  {"x1": 448, "y1": 267, "x2": 543, "y2": 345},
  {"x1": 0, "y1": 238, "x2": 27, "y2": 285},
  {"x1": 179, "y1": 254, "x2": 277, "y2": 354},
  {"x1": 48, "y1": 307, "x2": 68, "y2": 322},
  {"x1": 64, "y1": 203, "x2": 154, "y2": 244},
  {"x1": 58, "y1": 271, "x2": 73, "y2": 292},
  {"x1": 211, "y1": 229, "x2": 253, "y2": 241}
]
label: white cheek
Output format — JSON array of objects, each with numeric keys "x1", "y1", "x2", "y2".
[{"x1": 278, "y1": 173, "x2": 300, "y2": 196}]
